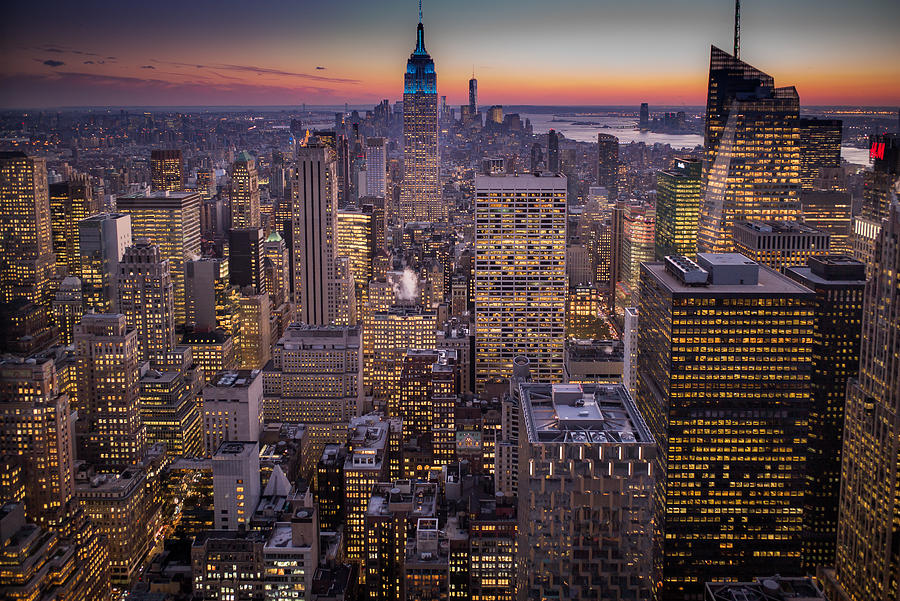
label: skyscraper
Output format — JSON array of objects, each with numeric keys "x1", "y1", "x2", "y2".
[
  {"x1": 655, "y1": 157, "x2": 702, "y2": 258},
  {"x1": 785, "y1": 255, "x2": 865, "y2": 571},
  {"x1": 117, "y1": 242, "x2": 176, "y2": 361},
  {"x1": 201, "y1": 370, "x2": 262, "y2": 456},
  {"x1": 639, "y1": 102, "x2": 650, "y2": 130},
  {"x1": 230, "y1": 151, "x2": 260, "y2": 229},
  {"x1": 365, "y1": 137, "x2": 387, "y2": 198},
  {"x1": 401, "y1": 10, "x2": 442, "y2": 223},
  {"x1": 0, "y1": 357, "x2": 74, "y2": 531},
  {"x1": 547, "y1": 129, "x2": 560, "y2": 173},
  {"x1": 0, "y1": 152, "x2": 55, "y2": 309},
  {"x1": 851, "y1": 133, "x2": 899, "y2": 275},
  {"x1": 798, "y1": 118, "x2": 842, "y2": 190},
  {"x1": 74, "y1": 313, "x2": 145, "y2": 471},
  {"x1": 49, "y1": 175, "x2": 97, "y2": 278},
  {"x1": 827, "y1": 204, "x2": 900, "y2": 601},
  {"x1": 79, "y1": 212, "x2": 133, "y2": 313},
  {"x1": 475, "y1": 173, "x2": 567, "y2": 387},
  {"x1": 637, "y1": 254, "x2": 813, "y2": 599},
  {"x1": 620, "y1": 202, "x2": 656, "y2": 300},
  {"x1": 117, "y1": 191, "x2": 201, "y2": 326},
  {"x1": 517, "y1": 382, "x2": 654, "y2": 599},
  {"x1": 150, "y1": 149, "x2": 184, "y2": 192},
  {"x1": 801, "y1": 190, "x2": 853, "y2": 254},
  {"x1": 597, "y1": 133, "x2": 619, "y2": 198},
  {"x1": 468, "y1": 73, "x2": 478, "y2": 118},
  {"x1": 732, "y1": 220, "x2": 830, "y2": 272},
  {"x1": 212, "y1": 441, "x2": 261, "y2": 531},
  {"x1": 698, "y1": 47, "x2": 801, "y2": 253},
  {"x1": 292, "y1": 142, "x2": 355, "y2": 326}
]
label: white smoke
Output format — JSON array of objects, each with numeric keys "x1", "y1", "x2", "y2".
[{"x1": 391, "y1": 267, "x2": 419, "y2": 302}]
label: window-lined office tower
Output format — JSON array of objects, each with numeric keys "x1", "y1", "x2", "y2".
[
  {"x1": 292, "y1": 142, "x2": 355, "y2": 326},
  {"x1": 0, "y1": 152, "x2": 55, "y2": 308},
  {"x1": 150, "y1": 149, "x2": 184, "y2": 192},
  {"x1": 798, "y1": 118, "x2": 842, "y2": 190},
  {"x1": 597, "y1": 133, "x2": 619, "y2": 199},
  {"x1": 620, "y1": 202, "x2": 656, "y2": 300},
  {"x1": 0, "y1": 358, "x2": 74, "y2": 531},
  {"x1": 230, "y1": 151, "x2": 260, "y2": 229},
  {"x1": 468, "y1": 74, "x2": 478, "y2": 118},
  {"x1": 116, "y1": 242, "x2": 176, "y2": 361},
  {"x1": 698, "y1": 47, "x2": 801, "y2": 253},
  {"x1": 117, "y1": 191, "x2": 201, "y2": 326},
  {"x1": 337, "y1": 205, "x2": 375, "y2": 308},
  {"x1": 784, "y1": 256, "x2": 865, "y2": 571},
  {"x1": 79, "y1": 212, "x2": 133, "y2": 313},
  {"x1": 184, "y1": 257, "x2": 236, "y2": 333},
  {"x1": 74, "y1": 313, "x2": 145, "y2": 472},
  {"x1": 655, "y1": 158, "x2": 701, "y2": 258},
  {"x1": 801, "y1": 190, "x2": 853, "y2": 254},
  {"x1": 263, "y1": 324, "x2": 362, "y2": 461},
  {"x1": 49, "y1": 175, "x2": 97, "y2": 278},
  {"x1": 365, "y1": 137, "x2": 387, "y2": 198},
  {"x1": 138, "y1": 357, "x2": 203, "y2": 458},
  {"x1": 828, "y1": 204, "x2": 900, "y2": 601},
  {"x1": 517, "y1": 382, "x2": 654, "y2": 600},
  {"x1": 637, "y1": 254, "x2": 813, "y2": 600},
  {"x1": 401, "y1": 11, "x2": 442, "y2": 224},
  {"x1": 732, "y1": 220, "x2": 830, "y2": 272},
  {"x1": 851, "y1": 133, "x2": 899, "y2": 276},
  {"x1": 475, "y1": 173, "x2": 567, "y2": 388}
]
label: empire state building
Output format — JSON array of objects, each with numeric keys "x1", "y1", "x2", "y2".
[{"x1": 400, "y1": 12, "x2": 443, "y2": 224}]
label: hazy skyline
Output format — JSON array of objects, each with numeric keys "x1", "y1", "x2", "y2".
[{"x1": 1, "y1": 0, "x2": 898, "y2": 108}]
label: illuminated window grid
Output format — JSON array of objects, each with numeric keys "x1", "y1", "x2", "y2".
[
  {"x1": 637, "y1": 266, "x2": 814, "y2": 596},
  {"x1": 474, "y1": 184, "x2": 567, "y2": 388}
]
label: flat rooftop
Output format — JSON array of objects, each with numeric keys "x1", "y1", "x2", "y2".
[
  {"x1": 214, "y1": 441, "x2": 257, "y2": 458},
  {"x1": 209, "y1": 370, "x2": 258, "y2": 388},
  {"x1": 738, "y1": 220, "x2": 826, "y2": 235},
  {"x1": 643, "y1": 261, "x2": 813, "y2": 296},
  {"x1": 520, "y1": 383, "x2": 652, "y2": 445},
  {"x1": 475, "y1": 172, "x2": 567, "y2": 192}
]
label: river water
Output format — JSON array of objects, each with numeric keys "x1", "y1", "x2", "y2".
[{"x1": 522, "y1": 113, "x2": 871, "y2": 166}]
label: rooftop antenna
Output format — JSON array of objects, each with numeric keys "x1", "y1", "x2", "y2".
[
  {"x1": 734, "y1": 0, "x2": 741, "y2": 59},
  {"x1": 419, "y1": 0, "x2": 423, "y2": 23}
]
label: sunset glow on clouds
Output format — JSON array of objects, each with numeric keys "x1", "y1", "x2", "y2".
[{"x1": 1, "y1": 0, "x2": 897, "y2": 108}]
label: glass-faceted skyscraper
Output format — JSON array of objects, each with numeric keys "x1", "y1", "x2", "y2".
[
  {"x1": 698, "y1": 46, "x2": 801, "y2": 253},
  {"x1": 655, "y1": 157, "x2": 701, "y2": 259},
  {"x1": 401, "y1": 17, "x2": 442, "y2": 223}
]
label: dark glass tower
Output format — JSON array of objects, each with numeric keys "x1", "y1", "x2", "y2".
[
  {"x1": 637, "y1": 254, "x2": 814, "y2": 600},
  {"x1": 468, "y1": 74, "x2": 478, "y2": 118},
  {"x1": 597, "y1": 133, "x2": 619, "y2": 199},
  {"x1": 548, "y1": 129, "x2": 559, "y2": 173},
  {"x1": 785, "y1": 256, "x2": 865, "y2": 572},
  {"x1": 400, "y1": 14, "x2": 441, "y2": 223},
  {"x1": 798, "y1": 118, "x2": 842, "y2": 190}
]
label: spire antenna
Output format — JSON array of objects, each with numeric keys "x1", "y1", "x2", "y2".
[
  {"x1": 419, "y1": 0, "x2": 423, "y2": 23},
  {"x1": 734, "y1": 0, "x2": 741, "y2": 59}
]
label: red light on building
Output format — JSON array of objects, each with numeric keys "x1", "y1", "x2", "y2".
[{"x1": 870, "y1": 142, "x2": 885, "y2": 161}]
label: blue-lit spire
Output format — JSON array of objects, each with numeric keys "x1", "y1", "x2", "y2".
[
  {"x1": 404, "y1": 1, "x2": 436, "y2": 94},
  {"x1": 414, "y1": 22, "x2": 427, "y2": 56}
]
